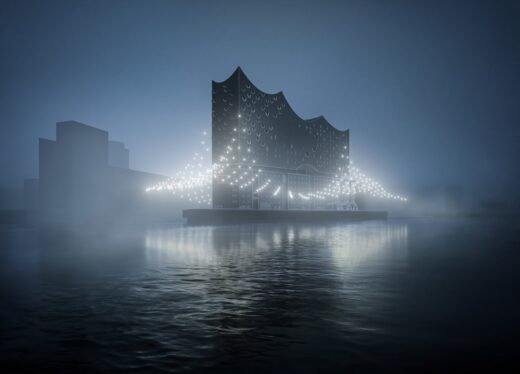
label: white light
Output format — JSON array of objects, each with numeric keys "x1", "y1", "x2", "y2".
[
  {"x1": 255, "y1": 179, "x2": 271, "y2": 193},
  {"x1": 145, "y1": 126, "x2": 407, "y2": 206}
]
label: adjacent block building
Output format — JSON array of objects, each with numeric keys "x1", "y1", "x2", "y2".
[{"x1": 39, "y1": 121, "x2": 168, "y2": 225}]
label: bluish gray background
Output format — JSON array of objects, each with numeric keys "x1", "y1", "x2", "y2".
[{"x1": 1, "y1": 0, "x2": 518, "y2": 200}]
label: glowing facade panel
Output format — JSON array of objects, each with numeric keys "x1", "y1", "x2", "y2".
[{"x1": 212, "y1": 67, "x2": 350, "y2": 209}]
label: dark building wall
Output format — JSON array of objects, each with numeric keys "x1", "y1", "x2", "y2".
[
  {"x1": 212, "y1": 67, "x2": 350, "y2": 209},
  {"x1": 0, "y1": 187, "x2": 23, "y2": 210},
  {"x1": 108, "y1": 166, "x2": 170, "y2": 218},
  {"x1": 40, "y1": 121, "x2": 110, "y2": 224},
  {"x1": 23, "y1": 178, "x2": 39, "y2": 210},
  {"x1": 39, "y1": 138, "x2": 61, "y2": 222},
  {"x1": 39, "y1": 121, "x2": 168, "y2": 225},
  {"x1": 109, "y1": 141, "x2": 130, "y2": 169}
]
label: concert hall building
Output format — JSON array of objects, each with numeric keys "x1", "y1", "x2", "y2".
[{"x1": 212, "y1": 67, "x2": 352, "y2": 210}]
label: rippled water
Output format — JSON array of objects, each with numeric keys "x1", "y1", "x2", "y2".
[{"x1": 1, "y1": 217, "x2": 519, "y2": 372}]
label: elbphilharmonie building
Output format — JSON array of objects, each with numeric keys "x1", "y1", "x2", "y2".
[{"x1": 212, "y1": 67, "x2": 352, "y2": 210}]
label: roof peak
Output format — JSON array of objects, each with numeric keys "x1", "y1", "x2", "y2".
[{"x1": 214, "y1": 68, "x2": 348, "y2": 133}]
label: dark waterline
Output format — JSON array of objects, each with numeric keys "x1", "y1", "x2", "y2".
[{"x1": 1, "y1": 217, "x2": 519, "y2": 372}]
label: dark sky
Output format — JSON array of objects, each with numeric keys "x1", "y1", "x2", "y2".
[{"x1": 1, "y1": 0, "x2": 519, "y2": 199}]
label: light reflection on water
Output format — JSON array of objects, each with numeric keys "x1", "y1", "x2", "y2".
[
  {"x1": 1, "y1": 218, "x2": 518, "y2": 372},
  {"x1": 141, "y1": 222, "x2": 411, "y2": 369},
  {"x1": 143, "y1": 222, "x2": 408, "y2": 270}
]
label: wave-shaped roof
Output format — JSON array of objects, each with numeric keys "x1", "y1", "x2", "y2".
[
  {"x1": 214, "y1": 67, "x2": 347, "y2": 135},
  {"x1": 212, "y1": 67, "x2": 349, "y2": 174}
]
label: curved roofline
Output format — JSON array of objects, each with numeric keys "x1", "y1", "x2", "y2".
[{"x1": 213, "y1": 67, "x2": 348, "y2": 134}]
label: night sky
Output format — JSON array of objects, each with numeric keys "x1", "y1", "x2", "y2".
[{"x1": 1, "y1": 0, "x2": 518, "y2": 200}]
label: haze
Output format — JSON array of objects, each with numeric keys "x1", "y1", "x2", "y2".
[{"x1": 1, "y1": 0, "x2": 519, "y2": 202}]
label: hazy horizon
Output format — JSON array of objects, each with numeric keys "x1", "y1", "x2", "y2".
[{"x1": 1, "y1": 0, "x2": 519, "y2": 201}]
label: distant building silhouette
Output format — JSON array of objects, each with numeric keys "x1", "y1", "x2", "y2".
[
  {"x1": 109, "y1": 141, "x2": 130, "y2": 169},
  {"x1": 23, "y1": 178, "x2": 39, "y2": 210},
  {"x1": 0, "y1": 187, "x2": 23, "y2": 210},
  {"x1": 39, "y1": 121, "x2": 168, "y2": 225},
  {"x1": 212, "y1": 67, "x2": 351, "y2": 210}
]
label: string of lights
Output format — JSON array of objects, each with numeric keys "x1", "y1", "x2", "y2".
[{"x1": 145, "y1": 130, "x2": 407, "y2": 205}]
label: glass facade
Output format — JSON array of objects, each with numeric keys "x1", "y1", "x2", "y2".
[{"x1": 212, "y1": 67, "x2": 350, "y2": 210}]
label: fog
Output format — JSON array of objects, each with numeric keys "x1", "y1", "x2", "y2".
[
  {"x1": 1, "y1": 0, "x2": 519, "y2": 215},
  {"x1": 2, "y1": 3, "x2": 520, "y2": 371},
  {"x1": 0, "y1": 1, "x2": 520, "y2": 205}
]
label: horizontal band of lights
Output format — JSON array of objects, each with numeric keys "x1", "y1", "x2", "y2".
[
  {"x1": 145, "y1": 130, "x2": 408, "y2": 205},
  {"x1": 255, "y1": 179, "x2": 271, "y2": 193}
]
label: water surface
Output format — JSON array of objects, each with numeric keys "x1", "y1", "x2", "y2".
[{"x1": 1, "y1": 217, "x2": 519, "y2": 372}]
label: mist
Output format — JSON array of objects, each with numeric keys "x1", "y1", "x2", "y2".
[
  {"x1": 1, "y1": 0, "x2": 519, "y2": 211},
  {"x1": 2, "y1": 1, "x2": 520, "y2": 372}
]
